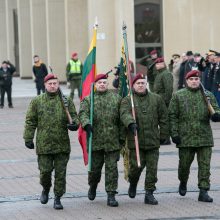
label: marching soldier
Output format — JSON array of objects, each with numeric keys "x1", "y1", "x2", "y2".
[
  {"x1": 79, "y1": 73, "x2": 124, "y2": 207},
  {"x1": 23, "y1": 74, "x2": 79, "y2": 209},
  {"x1": 169, "y1": 70, "x2": 220, "y2": 202},
  {"x1": 120, "y1": 73, "x2": 169, "y2": 205},
  {"x1": 153, "y1": 57, "x2": 173, "y2": 145}
]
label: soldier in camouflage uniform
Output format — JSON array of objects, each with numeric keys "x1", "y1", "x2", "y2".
[
  {"x1": 120, "y1": 73, "x2": 169, "y2": 205},
  {"x1": 23, "y1": 74, "x2": 79, "y2": 209},
  {"x1": 79, "y1": 73, "x2": 124, "y2": 207},
  {"x1": 153, "y1": 57, "x2": 173, "y2": 107},
  {"x1": 153, "y1": 57, "x2": 173, "y2": 145},
  {"x1": 145, "y1": 49, "x2": 158, "y2": 92},
  {"x1": 169, "y1": 70, "x2": 220, "y2": 203}
]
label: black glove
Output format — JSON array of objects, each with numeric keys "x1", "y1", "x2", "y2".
[
  {"x1": 211, "y1": 113, "x2": 220, "y2": 122},
  {"x1": 67, "y1": 123, "x2": 79, "y2": 131},
  {"x1": 84, "y1": 124, "x2": 93, "y2": 137},
  {"x1": 171, "y1": 136, "x2": 181, "y2": 145},
  {"x1": 128, "y1": 123, "x2": 138, "y2": 136},
  {"x1": 25, "y1": 141, "x2": 34, "y2": 149}
]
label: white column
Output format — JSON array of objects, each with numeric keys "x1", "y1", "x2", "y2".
[
  {"x1": 17, "y1": 0, "x2": 32, "y2": 78},
  {"x1": 30, "y1": 0, "x2": 48, "y2": 65},
  {"x1": 0, "y1": 0, "x2": 7, "y2": 61},
  {"x1": 45, "y1": 0, "x2": 67, "y2": 81}
]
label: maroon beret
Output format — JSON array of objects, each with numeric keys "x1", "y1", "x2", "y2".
[
  {"x1": 132, "y1": 73, "x2": 145, "y2": 86},
  {"x1": 150, "y1": 49, "x2": 157, "y2": 55},
  {"x1": 94, "y1": 73, "x2": 108, "y2": 82},
  {"x1": 185, "y1": 70, "x2": 200, "y2": 79},
  {"x1": 44, "y1": 74, "x2": 58, "y2": 82},
  {"x1": 155, "y1": 57, "x2": 164, "y2": 63},
  {"x1": 71, "y1": 52, "x2": 78, "y2": 58}
]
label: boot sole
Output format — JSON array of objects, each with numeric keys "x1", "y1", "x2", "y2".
[
  {"x1": 198, "y1": 198, "x2": 213, "y2": 203},
  {"x1": 53, "y1": 206, "x2": 64, "y2": 210},
  {"x1": 107, "y1": 202, "x2": 119, "y2": 207},
  {"x1": 144, "y1": 201, "x2": 158, "y2": 205},
  {"x1": 128, "y1": 193, "x2": 136, "y2": 198}
]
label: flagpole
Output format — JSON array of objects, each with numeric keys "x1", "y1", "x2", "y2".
[
  {"x1": 88, "y1": 83, "x2": 94, "y2": 172},
  {"x1": 122, "y1": 22, "x2": 141, "y2": 167},
  {"x1": 88, "y1": 17, "x2": 98, "y2": 172}
]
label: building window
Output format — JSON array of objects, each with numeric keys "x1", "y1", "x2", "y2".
[{"x1": 135, "y1": 0, "x2": 163, "y2": 68}]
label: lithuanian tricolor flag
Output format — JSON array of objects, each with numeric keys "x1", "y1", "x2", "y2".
[{"x1": 78, "y1": 27, "x2": 97, "y2": 165}]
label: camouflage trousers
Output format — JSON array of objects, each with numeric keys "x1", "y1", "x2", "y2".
[
  {"x1": 38, "y1": 153, "x2": 70, "y2": 197},
  {"x1": 128, "y1": 149, "x2": 159, "y2": 191},
  {"x1": 69, "y1": 79, "x2": 81, "y2": 99},
  {"x1": 88, "y1": 150, "x2": 120, "y2": 193},
  {"x1": 178, "y1": 147, "x2": 212, "y2": 190}
]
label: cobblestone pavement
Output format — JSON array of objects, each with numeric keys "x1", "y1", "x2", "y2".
[{"x1": 0, "y1": 78, "x2": 220, "y2": 220}]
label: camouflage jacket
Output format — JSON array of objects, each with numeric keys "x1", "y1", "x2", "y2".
[
  {"x1": 79, "y1": 90, "x2": 123, "y2": 152},
  {"x1": 168, "y1": 87, "x2": 220, "y2": 148},
  {"x1": 120, "y1": 91, "x2": 169, "y2": 150},
  {"x1": 23, "y1": 92, "x2": 79, "y2": 154},
  {"x1": 153, "y1": 67, "x2": 173, "y2": 106}
]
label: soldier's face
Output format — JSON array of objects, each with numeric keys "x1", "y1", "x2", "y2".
[
  {"x1": 45, "y1": 79, "x2": 59, "y2": 93},
  {"x1": 151, "y1": 53, "x2": 157, "y2": 60},
  {"x1": 133, "y1": 79, "x2": 147, "y2": 94},
  {"x1": 155, "y1": 62, "x2": 165, "y2": 70},
  {"x1": 95, "y1": 79, "x2": 108, "y2": 92},
  {"x1": 186, "y1": 77, "x2": 200, "y2": 89}
]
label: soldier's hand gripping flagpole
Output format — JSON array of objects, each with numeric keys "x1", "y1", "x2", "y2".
[
  {"x1": 122, "y1": 22, "x2": 141, "y2": 167},
  {"x1": 49, "y1": 66, "x2": 73, "y2": 124},
  {"x1": 88, "y1": 83, "x2": 94, "y2": 172},
  {"x1": 200, "y1": 82, "x2": 215, "y2": 115}
]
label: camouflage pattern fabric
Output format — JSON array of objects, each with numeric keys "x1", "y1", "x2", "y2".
[
  {"x1": 23, "y1": 92, "x2": 80, "y2": 155},
  {"x1": 79, "y1": 90, "x2": 124, "y2": 152},
  {"x1": 79, "y1": 90, "x2": 124, "y2": 193},
  {"x1": 88, "y1": 150, "x2": 120, "y2": 193},
  {"x1": 120, "y1": 91, "x2": 169, "y2": 150},
  {"x1": 169, "y1": 87, "x2": 220, "y2": 148},
  {"x1": 153, "y1": 67, "x2": 173, "y2": 106},
  {"x1": 169, "y1": 87, "x2": 220, "y2": 190},
  {"x1": 178, "y1": 147, "x2": 212, "y2": 190},
  {"x1": 38, "y1": 153, "x2": 70, "y2": 197},
  {"x1": 129, "y1": 149, "x2": 159, "y2": 191}
]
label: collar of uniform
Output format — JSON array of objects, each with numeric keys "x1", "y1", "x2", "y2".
[
  {"x1": 133, "y1": 89, "x2": 148, "y2": 97},
  {"x1": 46, "y1": 91, "x2": 59, "y2": 98},
  {"x1": 158, "y1": 67, "x2": 166, "y2": 73},
  {"x1": 95, "y1": 90, "x2": 108, "y2": 95},
  {"x1": 186, "y1": 86, "x2": 200, "y2": 92}
]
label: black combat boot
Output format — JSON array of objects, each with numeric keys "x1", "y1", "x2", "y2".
[
  {"x1": 53, "y1": 197, "x2": 63, "y2": 210},
  {"x1": 179, "y1": 182, "x2": 187, "y2": 196},
  {"x1": 198, "y1": 189, "x2": 213, "y2": 202},
  {"x1": 144, "y1": 190, "x2": 158, "y2": 205},
  {"x1": 128, "y1": 183, "x2": 137, "y2": 198},
  {"x1": 107, "y1": 193, "x2": 119, "y2": 207},
  {"x1": 40, "y1": 189, "x2": 50, "y2": 204},
  {"x1": 88, "y1": 184, "x2": 97, "y2": 201}
]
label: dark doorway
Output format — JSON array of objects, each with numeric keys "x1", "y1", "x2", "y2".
[{"x1": 13, "y1": 9, "x2": 19, "y2": 76}]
